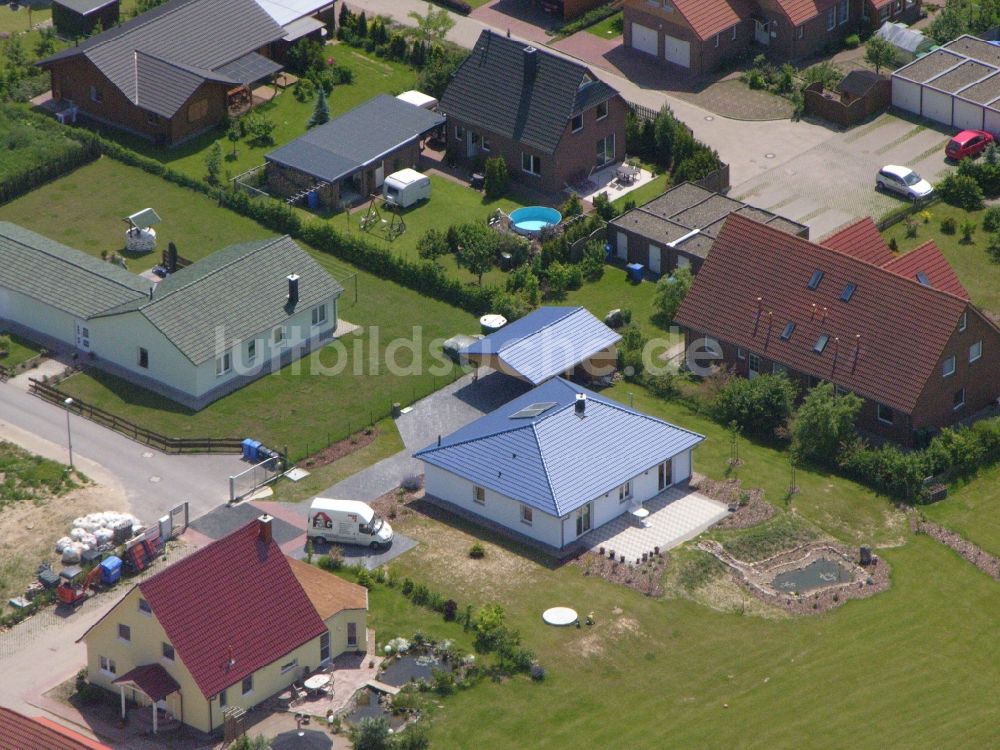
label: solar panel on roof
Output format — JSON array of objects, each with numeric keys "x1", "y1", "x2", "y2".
[
  {"x1": 511, "y1": 402, "x2": 557, "y2": 419},
  {"x1": 808, "y1": 269, "x2": 824, "y2": 289}
]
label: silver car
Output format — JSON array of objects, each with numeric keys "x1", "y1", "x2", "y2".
[{"x1": 876, "y1": 165, "x2": 934, "y2": 201}]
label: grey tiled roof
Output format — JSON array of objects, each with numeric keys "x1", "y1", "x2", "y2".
[
  {"x1": 609, "y1": 182, "x2": 808, "y2": 261},
  {"x1": 266, "y1": 94, "x2": 445, "y2": 183},
  {"x1": 0, "y1": 222, "x2": 151, "y2": 319},
  {"x1": 96, "y1": 236, "x2": 344, "y2": 364},
  {"x1": 40, "y1": 0, "x2": 284, "y2": 118},
  {"x1": 439, "y1": 30, "x2": 619, "y2": 156}
]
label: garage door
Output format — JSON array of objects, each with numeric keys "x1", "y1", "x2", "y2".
[
  {"x1": 953, "y1": 99, "x2": 985, "y2": 132},
  {"x1": 921, "y1": 87, "x2": 953, "y2": 127},
  {"x1": 664, "y1": 34, "x2": 690, "y2": 68},
  {"x1": 890, "y1": 77, "x2": 921, "y2": 114},
  {"x1": 631, "y1": 23, "x2": 657, "y2": 56}
]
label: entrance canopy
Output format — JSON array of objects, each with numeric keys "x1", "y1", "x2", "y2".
[{"x1": 114, "y1": 664, "x2": 180, "y2": 702}]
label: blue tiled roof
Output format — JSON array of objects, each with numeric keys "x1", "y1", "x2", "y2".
[
  {"x1": 415, "y1": 378, "x2": 704, "y2": 517},
  {"x1": 463, "y1": 307, "x2": 621, "y2": 386}
]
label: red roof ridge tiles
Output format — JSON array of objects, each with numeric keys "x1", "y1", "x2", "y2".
[
  {"x1": 675, "y1": 213, "x2": 971, "y2": 413},
  {"x1": 771, "y1": 0, "x2": 839, "y2": 27}
]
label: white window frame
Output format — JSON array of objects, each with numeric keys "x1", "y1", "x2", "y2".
[
  {"x1": 216, "y1": 352, "x2": 232, "y2": 376},
  {"x1": 99, "y1": 656, "x2": 116, "y2": 675},
  {"x1": 942, "y1": 355, "x2": 956, "y2": 377},
  {"x1": 596, "y1": 133, "x2": 615, "y2": 167},
  {"x1": 827, "y1": 7, "x2": 836, "y2": 30},
  {"x1": 520, "y1": 504, "x2": 533, "y2": 525},
  {"x1": 311, "y1": 304, "x2": 327, "y2": 326},
  {"x1": 797, "y1": 24, "x2": 804, "y2": 39},
  {"x1": 748, "y1": 353, "x2": 761, "y2": 372},
  {"x1": 280, "y1": 658, "x2": 299, "y2": 674},
  {"x1": 138, "y1": 598, "x2": 152, "y2": 616},
  {"x1": 247, "y1": 339, "x2": 256, "y2": 363},
  {"x1": 473, "y1": 485, "x2": 485, "y2": 505},
  {"x1": 970, "y1": 340, "x2": 982, "y2": 363},
  {"x1": 618, "y1": 480, "x2": 632, "y2": 504},
  {"x1": 454, "y1": 125, "x2": 465, "y2": 141},
  {"x1": 162, "y1": 642, "x2": 175, "y2": 661},
  {"x1": 118, "y1": 623, "x2": 131, "y2": 642},
  {"x1": 732, "y1": 24, "x2": 738, "y2": 41},
  {"x1": 571, "y1": 113, "x2": 583, "y2": 132},
  {"x1": 954, "y1": 388, "x2": 965, "y2": 411},
  {"x1": 481, "y1": 137, "x2": 491, "y2": 152},
  {"x1": 596, "y1": 101, "x2": 608, "y2": 120},
  {"x1": 877, "y1": 403, "x2": 894, "y2": 425},
  {"x1": 521, "y1": 152, "x2": 541, "y2": 176},
  {"x1": 737, "y1": 348, "x2": 746, "y2": 360},
  {"x1": 714, "y1": 33, "x2": 720, "y2": 49},
  {"x1": 241, "y1": 675, "x2": 254, "y2": 696},
  {"x1": 959, "y1": 312, "x2": 968, "y2": 331}
]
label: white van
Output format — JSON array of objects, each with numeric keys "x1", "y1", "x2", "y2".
[
  {"x1": 307, "y1": 498, "x2": 393, "y2": 549},
  {"x1": 382, "y1": 168, "x2": 431, "y2": 208}
]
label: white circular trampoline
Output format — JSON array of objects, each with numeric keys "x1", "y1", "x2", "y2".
[{"x1": 542, "y1": 607, "x2": 578, "y2": 626}]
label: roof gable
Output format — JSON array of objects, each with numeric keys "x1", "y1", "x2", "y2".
[
  {"x1": 137, "y1": 519, "x2": 326, "y2": 699},
  {"x1": 440, "y1": 31, "x2": 619, "y2": 155},
  {"x1": 671, "y1": 0, "x2": 753, "y2": 41},
  {"x1": 770, "y1": 0, "x2": 838, "y2": 26},
  {"x1": 415, "y1": 378, "x2": 704, "y2": 516},
  {"x1": 882, "y1": 241, "x2": 969, "y2": 299},
  {"x1": 463, "y1": 307, "x2": 621, "y2": 385},
  {"x1": 675, "y1": 214, "x2": 970, "y2": 414},
  {"x1": 287, "y1": 557, "x2": 368, "y2": 619},
  {"x1": 821, "y1": 217, "x2": 895, "y2": 265},
  {"x1": 0, "y1": 222, "x2": 151, "y2": 319},
  {"x1": 40, "y1": 0, "x2": 284, "y2": 116}
]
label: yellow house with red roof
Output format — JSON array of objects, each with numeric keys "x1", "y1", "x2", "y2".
[{"x1": 78, "y1": 515, "x2": 367, "y2": 734}]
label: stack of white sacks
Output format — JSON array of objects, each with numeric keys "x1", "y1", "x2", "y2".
[{"x1": 55, "y1": 511, "x2": 143, "y2": 564}]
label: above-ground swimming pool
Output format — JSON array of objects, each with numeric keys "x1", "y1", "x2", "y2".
[{"x1": 510, "y1": 206, "x2": 561, "y2": 235}]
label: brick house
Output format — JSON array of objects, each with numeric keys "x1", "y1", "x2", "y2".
[
  {"x1": 439, "y1": 30, "x2": 627, "y2": 194},
  {"x1": 38, "y1": 0, "x2": 286, "y2": 146},
  {"x1": 526, "y1": 0, "x2": 609, "y2": 21},
  {"x1": 675, "y1": 214, "x2": 1000, "y2": 444},
  {"x1": 623, "y1": 0, "x2": 921, "y2": 73},
  {"x1": 607, "y1": 181, "x2": 808, "y2": 276}
]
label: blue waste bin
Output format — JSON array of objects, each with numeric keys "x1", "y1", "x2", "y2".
[
  {"x1": 241, "y1": 438, "x2": 261, "y2": 462},
  {"x1": 306, "y1": 190, "x2": 319, "y2": 210},
  {"x1": 626, "y1": 263, "x2": 644, "y2": 283},
  {"x1": 100, "y1": 556, "x2": 123, "y2": 586}
]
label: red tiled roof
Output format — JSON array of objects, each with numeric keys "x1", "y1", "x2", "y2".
[
  {"x1": 675, "y1": 214, "x2": 970, "y2": 413},
  {"x1": 138, "y1": 518, "x2": 326, "y2": 700},
  {"x1": 771, "y1": 0, "x2": 839, "y2": 26},
  {"x1": 673, "y1": 0, "x2": 754, "y2": 42},
  {"x1": 882, "y1": 241, "x2": 970, "y2": 299},
  {"x1": 868, "y1": 0, "x2": 895, "y2": 10},
  {"x1": 114, "y1": 664, "x2": 181, "y2": 702},
  {"x1": 822, "y1": 218, "x2": 895, "y2": 265},
  {"x1": 0, "y1": 708, "x2": 112, "y2": 750}
]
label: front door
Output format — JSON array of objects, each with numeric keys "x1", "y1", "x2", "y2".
[
  {"x1": 755, "y1": 19, "x2": 770, "y2": 45},
  {"x1": 748, "y1": 353, "x2": 761, "y2": 380},
  {"x1": 75, "y1": 322, "x2": 91, "y2": 352},
  {"x1": 648, "y1": 244, "x2": 661, "y2": 275},
  {"x1": 658, "y1": 459, "x2": 672, "y2": 491},
  {"x1": 575, "y1": 503, "x2": 592, "y2": 537}
]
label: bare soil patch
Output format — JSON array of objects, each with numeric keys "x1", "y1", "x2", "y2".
[
  {"x1": 696, "y1": 476, "x2": 775, "y2": 530},
  {"x1": 573, "y1": 551, "x2": 667, "y2": 598},
  {"x1": 298, "y1": 426, "x2": 379, "y2": 470},
  {"x1": 576, "y1": 612, "x2": 643, "y2": 658}
]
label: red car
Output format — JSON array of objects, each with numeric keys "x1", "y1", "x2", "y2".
[{"x1": 946, "y1": 129, "x2": 995, "y2": 160}]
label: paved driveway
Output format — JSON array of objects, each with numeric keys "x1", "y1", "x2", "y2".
[{"x1": 731, "y1": 113, "x2": 954, "y2": 240}]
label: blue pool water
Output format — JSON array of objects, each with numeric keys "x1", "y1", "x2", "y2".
[{"x1": 510, "y1": 206, "x2": 561, "y2": 236}]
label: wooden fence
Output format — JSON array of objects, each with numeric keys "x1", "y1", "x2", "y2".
[{"x1": 29, "y1": 378, "x2": 244, "y2": 454}]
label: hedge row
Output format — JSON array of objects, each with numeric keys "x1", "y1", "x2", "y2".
[{"x1": 54, "y1": 121, "x2": 504, "y2": 316}]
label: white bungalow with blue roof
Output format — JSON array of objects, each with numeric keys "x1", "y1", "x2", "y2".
[{"x1": 414, "y1": 377, "x2": 705, "y2": 553}]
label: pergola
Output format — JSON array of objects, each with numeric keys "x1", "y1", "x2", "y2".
[{"x1": 113, "y1": 664, "x2": 182, "y2": 734}]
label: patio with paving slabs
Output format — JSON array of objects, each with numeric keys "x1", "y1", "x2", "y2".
[{"x1": 581, "y1": 486, "x2": 729, "y2": 562}]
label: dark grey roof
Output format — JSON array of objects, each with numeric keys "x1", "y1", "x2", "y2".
[
  {"x1": 266, "y1": 94, "x2": 445, "y2": 183},
  {"x1": 439, "y1": 30, "x2": 619, "y2": 155},
  {"x1": 40, "y1": 0, "x2": 284, "y2": 118},
  {"x1": 214, "y1": 52, "x2": 283, "y2": 85},
  {"x1": 0, "y1": 222, "x2": 151, "y2": 319},
  {"x1": 95, "y1": 236, "x2": 344, "y2": 364},
  {"x1": 609, "y1": 182, "x2": 808, "y2": 261},
  {"x1": 54, "y1": 0, "x2": 118, "y2": 15}
]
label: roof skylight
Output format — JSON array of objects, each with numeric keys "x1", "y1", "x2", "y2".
[
  {"x1": 814, "y1": 334, "x2": 830, "y2": 353},
  {"x1": 840, "y1": 283, "x2": 857, "y2": 301},
  {"x1": 916, "y1": 271, "x2": 931, "y2": 287},
  {"x1": 780, "y1": 322, "x2": 796, "y2": 340},
  {"x1": 808, "y1": 269, "x2": 824, "y2": 290},
  {"x1": 511, "y1": 402, "x2": 557, "y2": 419}
]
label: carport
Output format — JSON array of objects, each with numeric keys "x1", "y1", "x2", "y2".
[{"x1": 463, "y1": 306, "x2": 621, "y2": 385}]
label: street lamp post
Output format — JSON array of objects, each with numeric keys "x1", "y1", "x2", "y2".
[{"x1": 64, "y1": 397, "x2": 74, "y2": 470}]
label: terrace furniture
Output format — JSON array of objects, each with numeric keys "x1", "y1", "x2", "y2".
[
  {"x1": 616, "y1": 164, "x2": 640, "y2": 185},
  {"x1": 304, "y1": 674, "x2": 331, "y2": 695}
]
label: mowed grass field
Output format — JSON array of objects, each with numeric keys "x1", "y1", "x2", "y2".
[{"x1": 0, "y1": 157, "x2": 478, "y2": 458}]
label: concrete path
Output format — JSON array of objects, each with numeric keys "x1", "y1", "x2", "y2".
[{"x1": 0, "y1": 378, "x2": 245, "y2": 523}]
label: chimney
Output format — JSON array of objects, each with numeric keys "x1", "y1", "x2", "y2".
[
  {"x1": 167, "y1": 241, "x2": 178, "y2": 273},
  {"x1": 523, "y1": 46, "x2": 538, "y2": 83},
  {"x1": 258, "y1": 514, "x2": 273, "y2": 544},
  {"x1": 575, "y1": 393, "x2": 586, "y2": 416},
  {"x1": 287, "y1": 273, "x2": 300, "y2": 304}
]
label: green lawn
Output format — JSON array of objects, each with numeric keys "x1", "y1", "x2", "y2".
[
  {"x1": 0, "y1": 157, "x2": 478, "y2": 458},
  {"x1": 92, "y1": 45, "x2": 418, "y2": 186},
  {"x1": 882, "y1": 202, "x2": 1000, "y2": 315},
  {"x1": 584, "y1": 11, "x2": 623, "y2": 38},
  {"x1": 0, "y1": 331, "x2": 44, "y2": 370},
  {"x1": 565, "y1": 267, "x2": 667, "y2": 336},
  {"x1": 923, "y1": 462, "x2": 1000, "y2": 558},
  {"x1": 269, "y1": 418, "x2": 405, "y2": 503},
  {"x1": 0, "y1": 4, "x2": 47, "y2": 34},
  {"x1": 612, "y1": 174, "x2": 669, "y2": 211}
]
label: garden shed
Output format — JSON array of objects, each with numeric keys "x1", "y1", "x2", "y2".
[
  {"x1": 52, "y1": 0, "x2": 120, "y2": 39},
  {"x1": 892, "y1": 35, "x2": 1000, "y2": 133},
  {"x1": 264, "y1": 94, "x2": 444, "y2": 210}
]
